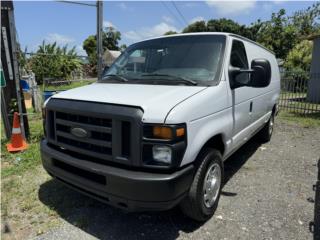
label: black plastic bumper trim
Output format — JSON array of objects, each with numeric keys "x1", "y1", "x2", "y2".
[{"x1": 41, "y1": 140, "x2": 194, "y2": 211}]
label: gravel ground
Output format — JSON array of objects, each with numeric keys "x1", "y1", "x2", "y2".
[{"x1": 32, "y1": 119, "x2": 320, "y2": 240}]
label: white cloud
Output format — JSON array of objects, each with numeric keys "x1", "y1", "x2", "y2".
[
  {"x1": 184, "y1": 2, "x2": 198, "y2": 8},
  {"x1": 118, "y1": 2, "x2": 128, "y2": 10},
  {"x1": 117, "y1": 2, "x2": 134, "y2": 11},
  {"x1": 162, "y1": 15, "x2": 174, "y2": 24},
  {"x1": 273, "y1": 0, "x2": 285, "y2": 5},
  {"x1": 75, "y1": 45, "x2": 87, "y2": 56},
  {"x1": 44, "y1": 33, "x2": 75, "y2": 45},
  {"x1": 123, "y1": 22, "x2": 178, "y2": 42},
  {"x1": 262, "y1": 3, "x2": 273, "y2": 11},
  {"x1": 189, "y1": 16, "x2": 205, "y2": 24},
  {"x1": 103, "y1": 21, "x2": 116, "y2": 29},
  {"x1": 206, "y1": 1, "x2": 256, "y2": 16}
]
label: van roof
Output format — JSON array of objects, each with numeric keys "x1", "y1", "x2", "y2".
[{"x1": 135, "y1": 32, "x2": 274, "y2": 55}]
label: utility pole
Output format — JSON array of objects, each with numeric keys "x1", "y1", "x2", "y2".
[
  {"x1": 97, "y1": 0, "x2": 103, "y2": 81},
  {"x1": 55, "y1": 1, "x2": 103, "y2": 80}
]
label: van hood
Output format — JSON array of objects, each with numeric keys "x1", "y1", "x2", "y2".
[{"x1": 52, "y1": 83, "x2": 207, "y2": 123}]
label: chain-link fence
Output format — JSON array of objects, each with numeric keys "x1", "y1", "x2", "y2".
[{"x1": 279, "y1": 71, "x2": 320, "y2": 115}]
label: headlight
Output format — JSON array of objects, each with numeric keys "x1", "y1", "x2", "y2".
[
  {"x1": 152, "y1": 145, "x2": 172, "y2": 164},
  {"x1": 142, "y1": 124, "x2": 187, "y2": 168}
]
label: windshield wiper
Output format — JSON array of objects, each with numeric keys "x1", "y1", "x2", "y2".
[
  {"x1": 141, "y1": 74, "x2": 198, "y2": 86},
  {"x1": 102, "y1": 74, "x2": 128, "y2": 82}
]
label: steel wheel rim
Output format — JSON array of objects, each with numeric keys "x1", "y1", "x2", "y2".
[
  {"x1": 269, "y1": 115, "x2": 274, "y2": 136},
  {"x1": 203, "y1": 163, "x2": 221, "y2": 208}
]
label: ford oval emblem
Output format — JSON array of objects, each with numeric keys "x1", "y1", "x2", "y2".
[{"x1": 71, "y1": 127, "x2": 88, "y2": 138}]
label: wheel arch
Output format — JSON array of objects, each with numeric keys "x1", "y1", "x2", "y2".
[{"x1": 194, "y1": 133, "x2": 226, "y2": 166}]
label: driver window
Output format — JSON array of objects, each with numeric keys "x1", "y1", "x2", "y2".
[{"x1": 230, "y1": 40, "x2": 249, "y2": 84}]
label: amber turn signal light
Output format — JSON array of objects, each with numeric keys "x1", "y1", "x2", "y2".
[
  {"x1": 153, "y1": 126, "x2": 173, "y2": 139},
  {"x1": 176, "y1": 127, "x2": 185, "y2": 137},
  {"x1": 152, "y1": 126, "x2": 185, "y2": 139}
]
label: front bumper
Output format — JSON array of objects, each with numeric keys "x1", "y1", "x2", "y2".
[{"x1": 41, "y1": 140, "x2": 194, "y2": 211}]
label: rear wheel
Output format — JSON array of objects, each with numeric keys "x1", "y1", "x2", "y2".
[
  {"x1": 180, "y1": 148, "x2": 223, "y2": 222},
  {"x1": 258, "y1": 112, "x2": 275, "y2": 142}
]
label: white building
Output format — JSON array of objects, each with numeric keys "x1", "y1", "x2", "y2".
[{"x1": 307, "y1": 34, "x2": 320, "y2": 103}]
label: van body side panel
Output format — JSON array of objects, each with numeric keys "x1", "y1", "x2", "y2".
[
  {"x1": 165, "y1": 81, "x2": 233, "y2": 166},
  {"x1": 224, "y1": 37, "x2": 255, "y2": 150},
  {"x1": 224, "y1": 37, "x2": 280, "y2": 152},
  {"x1": 243, "y1": 41, "x2": 280, "y2": 133}
]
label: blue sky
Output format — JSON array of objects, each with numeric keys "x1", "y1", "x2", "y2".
[{"x1": 14, "y1": 1, "x2": 317, "y2": 56}]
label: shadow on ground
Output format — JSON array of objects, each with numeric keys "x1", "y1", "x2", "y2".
[
  {"x1": 310, "y1": 158, "x2": 320, "y2": 240},
  {"x1": 38, "y1": 137, "x2": 262, "y2": 240}
]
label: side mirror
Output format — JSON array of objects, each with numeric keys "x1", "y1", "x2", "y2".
[
  {"x1": 229, "y1": 66, "x2": 253, "y2": 89},
  {"x1": 249, "y1": 59, "x2": 271, "y2": 88}
]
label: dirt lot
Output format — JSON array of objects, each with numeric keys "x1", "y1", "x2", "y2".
[{"x1": 2, "y1": 117, "x2": 320, "y2": 240}]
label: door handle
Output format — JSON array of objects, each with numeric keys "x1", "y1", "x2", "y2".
[{"x1": 249, "y1": 102, "x2": 253, "y2": 112}]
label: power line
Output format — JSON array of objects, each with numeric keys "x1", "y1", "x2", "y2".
[
  {"x1": 55, "y1": 1, "x2": 96, "y2": 7},
  {"x1": 160, "y1": 1, "x2": 185, "y2": 28},
  {"x1": 171, "y1": 1, "x2": 188, "y2": 26}
]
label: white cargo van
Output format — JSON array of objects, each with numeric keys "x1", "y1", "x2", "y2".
[{"x1": 41, "y1": 33, "x2": 280, "y2": 221}]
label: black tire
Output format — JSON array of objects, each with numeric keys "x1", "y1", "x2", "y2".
[
  {"x1": 258, "y1": 112, "x2": 275, "y2": 143},
  {"x1": 180, "y1": 148, "x2": 223, "y2": 222}
]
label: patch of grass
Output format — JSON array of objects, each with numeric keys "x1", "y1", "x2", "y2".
[
  {"x1": 280, "y1": 92, "x2": 307, "y2": 99},
  {"x1": 1, "y1": 112, "x2": 43, "y2": 178},
  {"x1": 279, "y1": 100, "x2": 320, "y2": 111},
  {"x1": 41, "y1": 79, "x2": 96, "y2": 92},
  {"x1": 1, "y1": 166, "x2": 61, "y2": 239},
  {"x1": 1, "y1": 111, "x2": 61, "y2": 238},
  {"x1": 278, "y1": 111, "x2": 320, "y2": 128}
]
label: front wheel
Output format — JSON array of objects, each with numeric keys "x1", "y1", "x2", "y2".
[
  {"x1": 180, "y1": 148, "x2": 223, "y2": 222},
  {"x1": 258, "y1": 112, "x2": 275, "y2": 143}
]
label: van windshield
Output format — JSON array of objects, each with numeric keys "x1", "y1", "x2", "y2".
[{"x1": 101, "y1": 35, "x2": 226, "y2": 86}]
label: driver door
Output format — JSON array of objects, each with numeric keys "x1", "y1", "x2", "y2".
[{"x1": 228, "y1": 39, "x2": 254, "y2": 149}]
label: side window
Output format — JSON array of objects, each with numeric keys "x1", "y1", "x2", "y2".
[
  {"x1": 230, "y1": 40, "x2": 248, "y2": 69},
  {"x1": 230, "y1": 40, "x2": 250, "y2": 85}
]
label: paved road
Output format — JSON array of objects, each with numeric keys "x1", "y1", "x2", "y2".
[{"x1": 34, "y1": 119, "x2": 320, "y2": 240}]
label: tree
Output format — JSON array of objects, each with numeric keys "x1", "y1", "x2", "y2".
[
  {"x1": 207, "y1": 19, "x2": 242, "y2": 35},
  {"x1": 103, "y1": 27, "x2": 121, "y2": 51},
  {"x1": 83, "y1": 27, "x2": 121, "y2": 66},
  {"x1": 291, "y1": 2, "x2": 320, "y2": 37},
  {"x1": 256, "y1": 9, "x2": 297, "y2": 59},
  {"x1": 181, "y1": 18, "x2": 263, "y2": 41},
  {"x1": 120, "y1": 44, "x2": 127, "y2": 52},
  {"x1": 164, "y1": 31, "x2": 177, "y2": 35},
  {"x1": 284, "y1": 40, "x2": 313, "y2": 72},
  {"x1": 182, "y1": 21, "x2": 207, "y2": 33},
  {"x1": 83, "y1": 35, "x2": 97, "y2": 67},
  {"x1": 29, "y1": 41, "x2": 82, "y2": 84}
]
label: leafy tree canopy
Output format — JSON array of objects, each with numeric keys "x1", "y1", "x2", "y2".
[
  {"x1": 83, "y1": 27, "x2": 121, "y2": 69},
  {"x1": 29, "y1": 41, "x2": 82, "y2": 84},
  {"x1": 182, "y1": 21, "x2": 207, "y2": 33},
  {"x1": 284, "y1": 40, "x2": 313, "y2": 72},
  {"x1": 178, "y1": 3, "x2": 319, "y2": 70},
  {"x1": 164, "y1": 31, "x2": 178, "y2": 35}
]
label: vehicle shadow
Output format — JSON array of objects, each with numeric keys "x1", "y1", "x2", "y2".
[
  {"x1": 310, "y1": 158, "x2": 320, "y2": 240},
  {"x1": 38, "y1": 137, "x2": 262, "y2": 240}
]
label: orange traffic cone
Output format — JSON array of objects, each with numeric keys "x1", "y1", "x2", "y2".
[{"x1": 6, "y1": 112, "x2": 28, "y2": 152}]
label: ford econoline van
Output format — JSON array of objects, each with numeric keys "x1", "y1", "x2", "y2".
[{"x1": 41, "y1": 32, "x2": 280, "y2": 221}]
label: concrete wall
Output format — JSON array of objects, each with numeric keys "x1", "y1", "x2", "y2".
[{"x1": 307, "y1": 36, "x2": 320, "y2": 103}]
